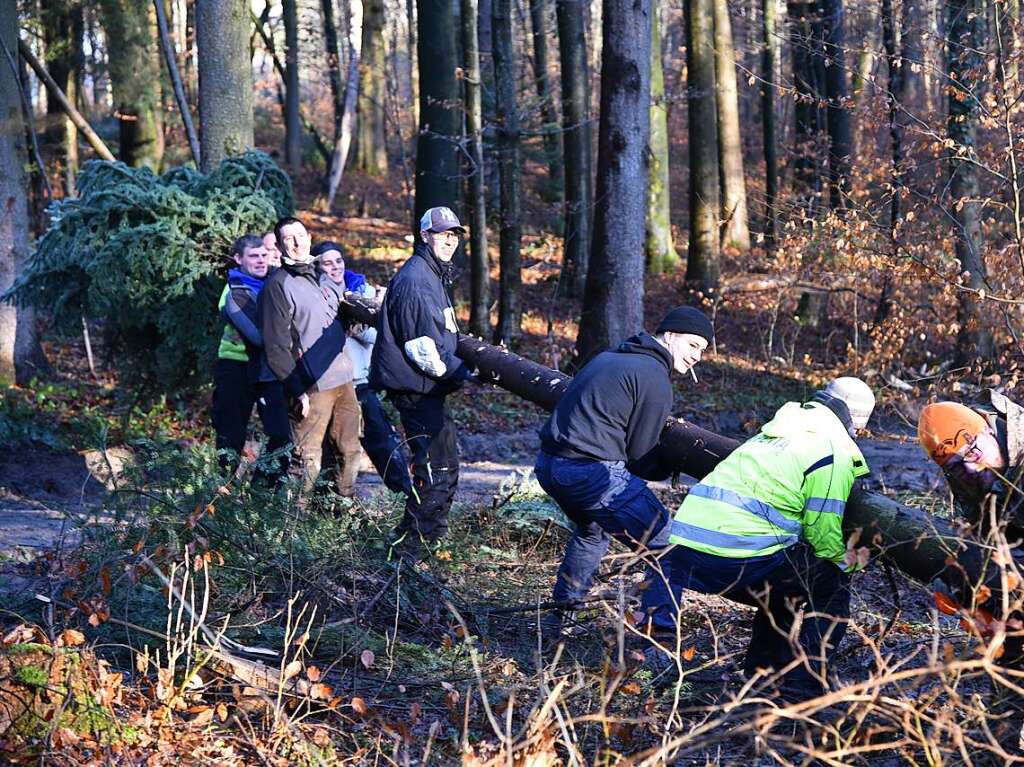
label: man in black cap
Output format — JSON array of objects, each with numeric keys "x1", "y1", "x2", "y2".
[
  {"x1": 535, "y1": 306, "x2": 714, "y2": 633},
  {"x1": 369, "y1": 206, "x2": 476, "y2": 559}
]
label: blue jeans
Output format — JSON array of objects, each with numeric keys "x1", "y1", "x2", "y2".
[
  {"x1": 535, "y1": 451, "x2": 677, "y2": 628},
  {"x1": 666, "y1": 543, "x2": 851, "y2": 696}
]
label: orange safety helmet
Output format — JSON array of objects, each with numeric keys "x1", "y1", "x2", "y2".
[{"x1": 918, "y1": 402, "x2": 989, "y2": 466}]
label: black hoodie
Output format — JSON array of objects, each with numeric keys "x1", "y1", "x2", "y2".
[{"x1": 540, "y1": 332, "x2": 674, "y2": 466}]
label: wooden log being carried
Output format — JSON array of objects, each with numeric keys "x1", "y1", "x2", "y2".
[{"x1": 342, "y1": 297, "x2": 1008, "y2": 606}]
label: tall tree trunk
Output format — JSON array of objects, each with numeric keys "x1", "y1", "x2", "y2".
[
  {"x1": 41, "y1": 0, "x2": 82, "y2": 194},
  {"x1": 321, "y1": 0, "x2": 344, "y2": 145},
  {"x1": 712, "y1": 0, "x2": 751, "y2": 251},
  {"x1": 527, "y1": 0, "x2": 563, "y2": 203},
  {"x1": 789, "y1": 0, "x2": 826, "y2": 215},
  {"x1": 492, "y1": 0, "x2": 521, "y2": 346},
  {"x1": 762, "y1": 0, "x2": 778, "y2": 244},
  {"x1": 407, "y1": 0, "x2": 418, "y2": 129},
  {"x1": 461, "y1": 0, "x2": 491, "y2": 337},
  {"x1": 685, "y1": 0, "x2": 721, "y2": 291},
  {"x1": 576, "y1": 0, "x2": 650, "y2": 361},
  {"x1": 195, "y1": 0, "x2": 253, "y2": 172},
  {"x1": 646, "y1": 3, "x2": 678, "y2": 274},
  {"x1": 0, "y1": 0, "x2": 43, "y2": 384},
  {"x1": 414, "y1": 0, "x2": 460, "y2": 227},
  {"x1": 355, "y1": 0, "x2": 388, "y2": 174},
  {"x1": 478, "y1": 0, "x2": 498, "y2": 212},
  {"x1": 555, "y1": 0, "x2": 592, "y2": 297},
  {"x1": 948, "y1": 0, "x2": 992, "y2": 363},
  {"x1": 821, "y1": 0, "x2": 851, "y2": 211},
  {"x1": 99, "y1": 0, "x2": 164, "y2": 169},
  {"x1": 325, "y1": 0, "x2": 363, "y2": 208},
  {"x1": 283, "y1": 0, "x2": 302, "y2": 172},
  {"x1": 184, "y1": 0, "x2": 196, "y2": 102}
]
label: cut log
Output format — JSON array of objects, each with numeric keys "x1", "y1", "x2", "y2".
[{"x1": 340, "y1": 296, "x2": 1010, "y2": 606}]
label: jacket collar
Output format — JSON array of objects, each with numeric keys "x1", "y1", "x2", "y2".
[
  {"x1": 413, "y1": 242, "x2": 455, "y2": 287},
  {"x1": 615, "y1": 332, "x2": 674, "y2": 374}
]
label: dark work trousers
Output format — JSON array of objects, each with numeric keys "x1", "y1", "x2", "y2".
[
  {"x1": 534, "y1": 451, "x2": 677, "y2": 628},
  {"x1": 255, "y1": 380, "x2": 291, "y2": 487},
  {"x1": 357, "y1": 384, "x2": 413, "y2": 495},
  {"x1": 665, "y1": 542, "x2": 851, "y2": 697},
  {"x1": 389, "y1": 392, "x2": 459, "y2": 542},
  {"x1": 212, "y1": 359, "x2": 259, "y2": 475}
]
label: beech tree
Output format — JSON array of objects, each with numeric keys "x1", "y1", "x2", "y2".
[
  {"x1": 713, "y1": 0, "x2": 750, "y2": 250},
  {"x1": 577, "y1": 0, "x2": 650, "y2": 361},
  {"x1": 355, "y1": 0, "x2": 387, "y2": 175},
  {"x1": 492, "y1": 0, "x2": 522, "y2": 346},
  {"x1": 0, "y1": 0, "x2": 41, "y2": 384},
  {"x1": 555, "y1": 0, "x2": 592, "y2": 297},
  {"x1": 646, "y1": 4, "x2": 678, "y2": 274},
  {"x1": 685, "y1": 0, "x2": 720, "y2": 291},
  {"x1": 40, "y1": 0, "x2": 82, "y2": 192},
  {"x1": 527, "y1": 0, "x2": 562, "y2": 202},
  {"x1": 283, "y1": 0, "x2": 301, "y2": 172},
  {"x1": 195, "y1": 0, "x2": 254, "y2": 172}
]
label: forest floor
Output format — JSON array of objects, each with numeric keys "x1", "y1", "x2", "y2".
[{"x1": 0, "y1": 193, "x2": 1013, "y2": 765}]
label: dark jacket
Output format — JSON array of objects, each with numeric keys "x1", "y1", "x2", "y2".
[
  {"x1": 540, "y1": 333, "x2": 674, "y2": 469},
  {"x1": 258, "y1": 261, "x2": 353, "y2": 393},
  {"x1": 368, "y1": 243, "x2": 469, "y2": 396},
  {"x1": 217, "y1": 269, "x2": 263, "y2": 364}
]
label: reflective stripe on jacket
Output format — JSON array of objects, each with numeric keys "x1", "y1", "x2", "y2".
[{"x1": 669, "y1": 401, "x2": 870, "y2": 569}]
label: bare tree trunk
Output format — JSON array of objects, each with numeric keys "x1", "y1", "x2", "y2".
[
  {"x1": 948, "y1": 0, "x2": 993, "y2": 363},
  {"x1": 40, "y1": 0, "x2": 82, "y2": 193},
  {"x1": 99, "y1": 0, "x2": 165, "y2": 169},
  {"x1": 685, "y1": 0, "x2": 721, "y2": 292},
  {"x1": 184, "y1": 0, "x2": 196, "y2": 101},
  {"x1": 414, "y1": 0, "x2": 460, "y2": 227},
  {"x1": 355, "y1": 0, "x2": 388, "y2": 174},
  {"x1": 577, "y1": 0, "x2": 650, "y2": 361},
  {"x1": 822, "y1": 0, "x2": 851, "y2": 211},
  {"x1": 646, "y1": 3, "x2": 678, "y2": 274},
  {"x1": 195, "y1": 0, "x2": 252, "y2": 171},
  {"x1": 527, "y1": 0, "x2": 563, "y2": 203},
  {"x1": 492, "y1": 0, "x2": 522, "y2": 346},
  {"x1": 0, "y1": 0, "x2": 44, "y2": 384},
  {"x1": 461, "y1": 0, "x2": 491, "y2": 337},
  {"x1": 321, "y1": 0, "x2": 344, "y2": 144},
  {"x1": 283, "y1": 0, "x2": 302, "y2": 172},
  {"x1": 555, "y1": 0, "x2": 592, "y2": 297},
  {"x1": 762, "y1": 0, "x2": 778, "y2": 244},
  {"x1": 325, "y1": 0, "x2": 363, "y2": 209},
  {"x1": 713, "y1": 0, "x2": 751, "y2": 251}
]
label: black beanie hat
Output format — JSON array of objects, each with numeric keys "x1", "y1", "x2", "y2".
[
  {"x1": 311, "y1": 241, "x2": 344, "y2": 259},
  {"x1": 655, "y1": 306, "x2": 714, "y2": 342}
]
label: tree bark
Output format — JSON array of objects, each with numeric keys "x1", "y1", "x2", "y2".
[
  {"x1": 948, "y1": 0, "x2": 993, "y2": 363},
  {"x1": 685, "y1": 0, "x2": 721, "y2": 292},
  {"x1": 821, "y1": 0, "x2": 851, "y2": 211},
  {"x1": 646, "y1": 3, "x2": 678, "y2": 275},
  {"x1": 762, "y1": 0, "x2": 778, "y2": 244},
  {"x1": 321, "y1": 0, "x2": 344, "y2": 145},
  {"x1": 283, "y1": 0, "x2": 302, "y2": 173},
  {"x1": 555, "y1": 0, "x2": 592, "y2": 298},
  {"x1": 414, "y1": 0, "x2": 460, "y2": 228},
  {"x1": 355, "y1": 0, "x2": 388, "y2": 175},
  {"x1": 576, "y1": 0, "x2": 650, "y2": 362},
  {"x1": 492, "y1": 0, "x2": 522, "y2": 346},
  {"x1": 99, "y1": 0, "x2": 164, "y2": 169},
  {"x1": 527, "y1": 0, "x2": 563, "y2": 203},
  {"x1": 195, "y1": 0, "x2": 253, "y2": 171},
  {"x1": 461, "y1": 0, "x2": 491, "y2": 338},
  {"x1": 712, "y1": 0, "x2": 751, "y2": 251},
  {"x1": 0, "y1": 0, "x2": 43, "y2": 384}
]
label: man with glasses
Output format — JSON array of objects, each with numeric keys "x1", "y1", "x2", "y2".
[{"x1": 369, "y1": 207, "x2": 476, "y2": 559}]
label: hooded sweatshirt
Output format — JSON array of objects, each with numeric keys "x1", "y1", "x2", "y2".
[
  {"x1": 217, "y1": 269, "x2": 265, "y2": 362},
  {"x1": 539, "y1": 332, "x2": 674, "y2": 465},
  {"x1": 670, "y1": 401, "x2": 870, "y2": 569}
]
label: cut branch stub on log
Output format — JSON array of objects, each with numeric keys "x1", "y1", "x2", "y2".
[{"x1": 339, "y1": 296, "x2": 1008, "y2": 607}]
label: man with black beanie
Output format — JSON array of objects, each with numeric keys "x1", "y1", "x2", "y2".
[{"x1": 535, "y1": 306, "x2": 714, "y2": 634}]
